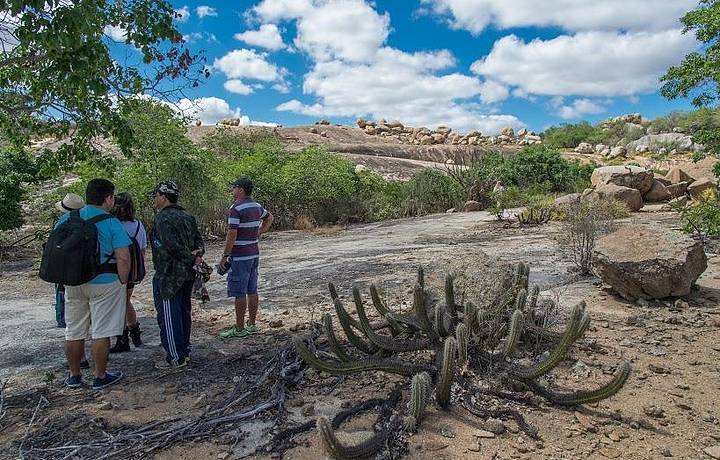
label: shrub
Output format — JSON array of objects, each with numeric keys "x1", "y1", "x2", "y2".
[
  {"x1": 501, "y1": 145, "x2": 594, "y2": 192},
  {"x1": 0, "y1": 149, "x2": 38, "y2": 231},
  {"x1": 201, "y1": 126, "x2": 281, "y2": 159},
  {"x1": 557, "y1": 199, "x2": 628, "y2": 275},
  {"x1": 398, "y1": 169, "x2": 464, "y2": 217},
  {"x1": 677, "y1": 189, "x2": 720, "y2": 240},
  {"x1": 542, "y1": 122, "x2": 600, "y2": 148}
]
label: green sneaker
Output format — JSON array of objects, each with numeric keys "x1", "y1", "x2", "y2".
[
  {"x1": 219, "y1": 325, "x2": 250, "y2": 339},
  {"x1": 244, "y1": 323, "x2": 258, "y2": 334}
]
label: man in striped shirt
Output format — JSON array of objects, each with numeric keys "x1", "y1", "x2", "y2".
[{"x1": 219, "y1": 177, "x2": 274, "y2": 339}]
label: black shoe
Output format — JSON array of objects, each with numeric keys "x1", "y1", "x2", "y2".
[
  {"x1": 92, "y1": 370, "x2": 124, "y2": 390},
  {"x1": 128, "y1": 323, "x2": 143, "y2": 347},
  {"x1": 80, "y1": 359, "x2": 90, "y2": 369},
  {"x1": 109, "y1": 329, "x2": 130, "y2": 353}
]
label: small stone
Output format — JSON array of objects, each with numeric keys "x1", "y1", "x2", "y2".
[
  {"x1": 441, "y1": 426, "x2": 456, "y2": 438},
  {"x1": 302, "y1": 404, "x2": 315, "y2": 417},
  {"x1": 660, "y1": 447, "x2": 673, "y2": 457},
  {"x1": 269, "y1": 319, "x2": 283, "y2": 328},
  {"x1": 482, "y1": 418, "x2": 506, "y2": 434},
  {"x1": 475, "y1": 430, "x2": 496, "y2": 439},
  {"x1": 674, "y1": 300, "x2": 689, "y2": 310},
  {"x1": 704, "y1": 445, "x2": 720, "y2": 459},
  {"x1": 468, "y1": 440, "x2": 481, "y2": 452},
  {"x1": 608, "y1": 430, "x2": 621, "y2": 442},
  {"x1": 574, "y1": 411, "x2": 598, "y2": 433},
  {"x1": 98, "y1": 401, "x2": 113, "y2": 411},
  {"x1": 193, "y1": 393, "x2": 208, "y2": 408},
  {"x1": 599, "y1": 447, "x2": 622, "y2": 458},
  {"x1": 217, "y1": 453, "x2": 230, "y2": 460}
]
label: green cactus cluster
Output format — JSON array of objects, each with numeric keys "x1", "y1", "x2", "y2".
[{"x1": 295, "y1": 263, "x2": 631, "y2": 460}]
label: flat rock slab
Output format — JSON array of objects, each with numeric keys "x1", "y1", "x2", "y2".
[{"x1": 592, "y1": 225, "x2": 707, "y2": 300}]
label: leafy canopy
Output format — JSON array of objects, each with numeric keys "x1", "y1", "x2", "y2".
[{"x1": 0, "y1": 0, "x2": 206, "y2": 161}]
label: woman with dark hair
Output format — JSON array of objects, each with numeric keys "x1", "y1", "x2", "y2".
[{"x1": 110, "y1": 192, "x2": 147, "y2": 353}]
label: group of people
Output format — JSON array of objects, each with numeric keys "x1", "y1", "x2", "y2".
[{"x1": 46, "y1": 176, "x2": 273, "y2": 390}]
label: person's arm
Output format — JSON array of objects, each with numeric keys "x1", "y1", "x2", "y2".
[
  {"x1": 221, "y1": 228, "x2": 237, "y2": 265},
  {"x1": 155, "y1": 215, "x2": 192, "y2": 261},
  {"x1": 115, "y1": 246, "x2": 130, "y2": 284},
  {"x1": 259, "y1": 212, "x2": 274, "y2": 235}
]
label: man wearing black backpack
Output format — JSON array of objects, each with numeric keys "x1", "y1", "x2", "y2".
[
  {"x1": 41, "y1": 179, "x2": 131, "y2": 390},
  {"x1": 150, "y1": 181, "x2": 204, "y2": 368}
]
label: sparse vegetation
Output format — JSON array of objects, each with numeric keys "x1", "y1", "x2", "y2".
[
  {"x1": 677, "y1": 188, "x2": 720, "y2": 240},
  {"x1": 557, "y1": 199, "x2": 629, "y2": 275}
]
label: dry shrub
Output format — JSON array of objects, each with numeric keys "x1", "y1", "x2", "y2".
[
  {"x1": 557, "y1": 198, "x2": 629, "y2": 275},
  {"x1": 294, "y1": 214, "x2": 317, "y2": 231},
  {"x1": 312, "y1": 225, "x2": 344, "y2": 236}
]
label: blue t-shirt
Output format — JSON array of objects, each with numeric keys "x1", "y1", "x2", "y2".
[{"x1": 55, "y1": 206, "x2": 132, "y2": 284}]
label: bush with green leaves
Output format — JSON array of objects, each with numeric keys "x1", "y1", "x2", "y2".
[
  {"x1": 398, "y1": 169, "x2": 464, "y2": 216},
  {"x1": 677, "y1": 189, "x2": 720, "y2": 240},
  {"x1": 542, "y1": 122, "x2": 600, "y2": 149},
  {"x1": 0, "y1": 149, "x2": 38, "y2": 231},
  {"x1": 500, "y1": 145, "x2": 594, "y2": 192}
]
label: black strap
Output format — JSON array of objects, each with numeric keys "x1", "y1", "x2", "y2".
[
  {"x1": 96, "y1": 263, "x2": 118, "y2": 275},
  {"x1": 133, "y1": 221, "x2": 141, "y2": 239},
  {"x1": 87, "y1": 213, "x2": 114, "y2": 225}
]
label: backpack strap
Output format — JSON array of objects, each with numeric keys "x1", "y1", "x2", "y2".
[
  {"x1": 133, "y1": 221, "x2": 141, "y2": 239},
  {"x1": 86, "y1": 213, "x2": 114, "y2": 225},
  {"x1": 85, "y1": 213, "x2": 117, "y2": 265}
]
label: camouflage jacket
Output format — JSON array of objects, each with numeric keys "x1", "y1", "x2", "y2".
[{"x1": 151, "y1": 205, "x2": 204, "y2": 299}]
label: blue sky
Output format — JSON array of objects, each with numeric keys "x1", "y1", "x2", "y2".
[{"x1": 113, "y1": 0, "x2": 702, "y2": 134}]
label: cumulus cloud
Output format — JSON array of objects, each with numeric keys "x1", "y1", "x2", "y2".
[
  {"x1": 234, "y1": 24, "x2": 285, "y2": 51},
  {"x1": 213, "y1": 48, "x2": 285, "y2": 82},
  {"x1": 173, "y1": 97, "x2": 243, "y2": 125},
  {"x1": 175, "y1": 6, "x2": 190, "y2": 23},
  {"x1": 479, "y1": 80, "x2": 509, "y2": 104},
  {"x1": 182, "y1": 32, "x2": 218, "y2": 44},
  {"x1": 196, "y1": 5, "x2": 217, "y2": 18},
  {"x1": 104, "y1": 25, "x2": 126, "y2": 42},
  {"x1": 557, "y1": 98, "x2": 607, "y2": 119},
  {"x1": 421, "y1": 0, "x2": 696, "y2": 34},
  {"x1": 224, "y1": 79, "x2": 254, "y2": 95},
  {"x1": 471, "y1": 30, "x2": 697, "y2": 98},
  {"x1": 276, "y1": 48, "x2": 523, "y2": 133},
  {"x1": 253, "y1": 0, "x2": 389, "y2": 62}
]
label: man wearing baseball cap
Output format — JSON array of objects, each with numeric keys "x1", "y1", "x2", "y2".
[
  {"x1": 150, "y1": 181, "x2": 204, "y2": 367},
  {"x1": 53, "y1": 193, "x2": 86, "y2": 328}
]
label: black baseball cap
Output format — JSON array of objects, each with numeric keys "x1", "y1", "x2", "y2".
[{"x1": 230, "y1": 177, "x2": 254, "y2": 194}]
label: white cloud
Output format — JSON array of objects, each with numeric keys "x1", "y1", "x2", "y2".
[
  {"x1": 471, "y1": 30, "x2": 697, "y2": 98},
  {"x1": 104, "y1": 25, "x2": 126, "y2": 42},
  {"x1": 253, "y1": 0, "x2": 390, "y2": 62},
  {"x1": 422, "y1": 0, "x2": 697, "y2": 34},
  {"x1": 275, "y1": 47, "x2": 523, "y2": 133},
  {"x1": 173, "y1": 97, "x2": 244, "y2": 125},
  {"x1": 272, "y1": 82, "x2": 291, "y2": 93},
  {"x1": 196, "y1": 5, "x2": 217, "y2": 18},
  {"x1": 557, "y1": 98, "x2": 607, "y2": 119},
  {"x1": 479, "y1": 80, "x2": 509, "y2": 104},
  {"x1": 175, "y1": 6, "x2": 190, "y2": 23},
  {"x1": 234, "y1": 24, "x2": 285, "y2": 51},
  {"x1": 224, "y1": 79, "x2": 254, "y2": 95},
  {"x1": 182, "y1": 32, "x2": 218, "y2": 44},
  {"x1": 213, "y1": 48, "x2": 285, "y2": 82}
]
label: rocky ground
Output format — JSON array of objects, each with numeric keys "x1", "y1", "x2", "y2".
[{"x1": 1, "y1": 209, "x2": 719, "y2": 459}]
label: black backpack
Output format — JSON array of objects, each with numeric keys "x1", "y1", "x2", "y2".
[
  {"x1": 128, "y1": 221, "x2": 146, "y2": 284},
  {"x1": 39, "y1": 210, "x2": 118, "y2": 286}
]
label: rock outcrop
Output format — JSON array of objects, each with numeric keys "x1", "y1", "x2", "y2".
[
  {"x1": 590, "y1": 166, "x2": 654, "y2": 194},
  {"x1": 583, "y1": 184, "x2": 643, "y2": 212},
  {"x1": 627, "y1": 133, "x2": 700, "y2": 153},
  {"x1": 593, "y1": 225, "x2": 708, "y2": 300},
  {"x1": 688, "y1": 178, "x2": 718, "y2": 198},
  {"x1": 643, "y1": 180, "x2": 672, "y2": 203},
  {"x1": 665, "y1": 167, "x2": 695, "y2": 185}
]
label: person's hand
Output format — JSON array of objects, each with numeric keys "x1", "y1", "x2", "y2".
[{"x1": 191, "y1": 249, "x2": 203, "y2": 266}]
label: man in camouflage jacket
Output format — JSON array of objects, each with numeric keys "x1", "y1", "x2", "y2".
[{"x1": 150, "y1": 181, "x2": 204, "y2": 367}]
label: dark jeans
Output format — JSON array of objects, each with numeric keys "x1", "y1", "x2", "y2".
[
  {"x1": 153, "y1": 278, "x2": 193, "y2": 364},
  {"x1": 55, "y1": 284, "x2": 66, "y2": 328}
]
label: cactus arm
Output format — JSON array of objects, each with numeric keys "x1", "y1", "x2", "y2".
[
  {"x1": 436, "y1": 338, "x2": 457, "y2": 409},
  {"x1": 434, "y1": 304, "x2": 449, "y2": 337},
  {"x1": 526, "y1": 362, "x2": 631, "y2": 406},
  {"x1": 511, "y1": 302, "x2": 585, "y2": 380},
  {"x1": 333, "y1": 297, "x2": 378, "y2": 355},
  {"x1": 514, "y1": 289, "x2": 528, "y2": 312},
  {"x1": 369, "y1": 284, "x2": 405, "y2": 336},
  {"x1": 445, "y1": 275, "x2": 457, "y2": 316},
  {"x1": 463, "y1": 302, "x2": 478, "y2": 332},
  {"x1": 527, "y1": 285, "x2": 540, "y2": 311},
  {"x1": 573, "y1": 312, "x2": 591, "y2": 341},
  {"x1": 413, "y1": 283, "x2": 434, "y2": 335},
  {"x1": 353, "y1": 288, "x2": 434, "y2": 353},
  {"x1": 293, "y1": 336, "x2": 433, "y2": 377},
  {"x1": 417, "y1": 266, "x2": 425, "y2": 289},
  {"x1": 323, "y1": 314, "x2": 355, "y2": 363},
  {"x1": 317, "y1": 416, "x2": 391, "y2": 460},
  {"x1": 500, "y1": 310, "x2": 524, "y2": 359}
]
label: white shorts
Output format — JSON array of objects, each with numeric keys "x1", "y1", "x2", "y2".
[{"x1": 65, "y1": 280, "x2": 126, "y2": 340}]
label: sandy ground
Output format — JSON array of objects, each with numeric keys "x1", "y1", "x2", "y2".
[{"x1": 1, "y1": 210, "x2": 719, "y2": 459}]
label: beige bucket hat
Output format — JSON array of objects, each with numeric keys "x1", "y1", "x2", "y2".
[{"x1": 55, "y1": 193, "x2": 85, "y2": 212}]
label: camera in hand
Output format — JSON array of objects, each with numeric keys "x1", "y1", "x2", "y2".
[{"x1": 216, "y1": 258, "x2": 231, "y2": 276}]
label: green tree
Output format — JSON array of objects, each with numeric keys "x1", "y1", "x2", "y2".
[
  {"x1": 0, "y1": 0, "x2": 206, "y2": 161},
  {"x1": 661, "y1": 0, "x2": 720, "y2": 165}
]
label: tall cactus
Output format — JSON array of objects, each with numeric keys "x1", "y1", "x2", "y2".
[
  {"x1": 405, "y1": 372, "x2": 432, "y2": 431},
  {"x1": 413, "y1": 283, "x2": 434, "y2": 335},
  {"x1": 501, "y1": 310, "x2": 524, "y2": 359},
  {"x1": 445, "y1": 274, "x2": 456, "y2": 315},
  {"x1": 436, "y1": 338, "x2": 457, "y2": 409}
]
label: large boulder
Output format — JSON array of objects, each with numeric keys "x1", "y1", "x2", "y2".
[
  {"x1": 575, "y1": 142, "x2": 594, "y2": 154},
  {"x1": 665, "y1": 167, "x2": 694, "y2": 185},
  {"x1": 583, "y1": 184, "x2": 643, "y2": 212},
  {"x1": 463, "y1": 200, "x2": 482, "y2": 212},
  {"x1": 688, "y1": 177, "x2": 718, "y2": 198},
  {"x1": 607, "y1": 146, "x2": 627, "y2": 159},
  {"x1": 643, "y1": 180, "x2": 671, "y2": 203},
  {"x1": 627, "y1": 133, "x2": 698, "y2": 152},
  {"x1": 591, "y1": 165, "x2": 654, "y2": 194},
  {"x1": 592, "y1": 226, "x2": 707, "y2": 300},
  {"x1": 553, "y1": 193, "x2": 581, "y2": 208},
  {"x1": 501, "y1": 127, "x2": 515, "y2": 137},
  {"x1": 666, "y1": 182, "x2": 689, "y2": 199}
]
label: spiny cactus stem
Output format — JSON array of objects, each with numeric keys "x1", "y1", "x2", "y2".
[
  {"x1": 526, "y1": 362, "x2": 631, "y2": 406},
  {"x1": 514, "y1": 289, "x2": 528, "y2": 312},
  {"x1": 501, "y1": 310, "x2": 524, "y2": 359},
  {"x1": 317, "y1": 416, "x2": 392, "y2": 460},
  {"x1": 436, "y1": 337, "x2": 457, "y2": 409},
  {"x1": 333, "y1": 297, "x2": 377, "y2": 355},
  {"x1": 409, "y1": 372, "x2": 432, "y2": 428},
  {"x1": 413, "y1": 283, "x2": 434, "y2": 334},
  {"x1": 511, "y1": 302, "x2": 585, "y2": 380},
  {"x1": 323, "y1": 314, "x2": 354, "y2": 363},
  {"x1": 417, "y1": 266, "x2": 425, "y2": 288},
  {"x1": 445, "y1": 275, "x2": 456, "y2": 313},
  {"x1": 369, "y1": 284, "x2": 404, "y2": 335},
  {"x1": 456, "y1": 323, "x2": 469, "y2": 367},
  {"x1": 528, "y1": 285, "x2": 540, "y2": 311}
]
